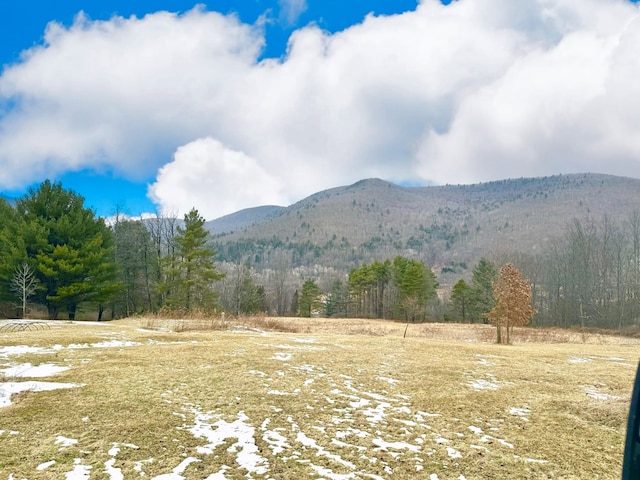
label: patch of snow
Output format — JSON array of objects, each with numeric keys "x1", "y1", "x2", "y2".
[
  {"x1": 430, "y1": 474, "x2": 439, "y2": 480},
  {"x1": 466, "y1": 378, "x2": 500, "y2": 390},
  {"x1": 568, "y1": 357, "x2": 592, "y2": 364},
  {"x1": 203, "y1": 466, "x2": 231, "y2": 479},
  {"x1": 151, "y1": 457, "x2": 200, "y2": 480},
  {"x1": 56, "y1": 436, "x2": 79, "y2": 450},
  {"x1": 376, "y1": 376, "x2": 399, "y2": 385},
  {"x1": 509, "y1": 407, "x2": 531, "y2": 420},
  {"x1": 2, "y1": 363, "x2": 70, "y2": 378},
  {"x1": 446, "y1": 447, "x2": 462, "y2": 458},
  {"x1": 187, "y1": 409, "x2": 269, "y2": 475},
  {"x1": 272, "y1": 352, "x2": 292, "y2": 361},
  {"x1": 94, "y1": 340, "x2": 141, "y2": 348},
  {"x1": 134, "y1": 458, "x2": 154, "y2": 473},
  {"x1": 585, "y1": 389, "x2": 619, "y2": 401},
  {"x1": 267, "y1": 390, "x2": 291, "y2": 396},
  {"x1": 296, "y1": 431, "x2": 356, "y2": 468},
  {"x1": 468, "y1": 425, "x2": 483, "y2": 434},
  {"x1": 349, "y1": 398, "x2": 370, "y2": 408},
  {"x1": 105, "y1": 458, "x2": 123, "y2": 480},
  {"x1": 372, "y1": 438, "x2": 420, "y2": 453},
  {"x1": 0, "y1": 345, "x2": 57, "y2": 358},
  {"x1": 526, "y1": 458, "x2": 549, "y2": 464},
  {"x1": 37, "y1": 460, "x2": 56, "y2": 470},
  {"x1": 0, "y1": 381, "x2": 84, "y2": 408},
  {"x1": 293, "y1": 338, "x2": 316, "y2": 343},
  {"x1": 65, "y1": 458, "x2": 91, "y2": 480}
]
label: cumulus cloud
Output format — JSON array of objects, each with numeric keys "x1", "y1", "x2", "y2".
[
  {"x1": 0, "y1": 0, "x2": 639, "y2": 218},
  {"x1": 148, "y1": 138, "x2": 286, "y2": 219}
]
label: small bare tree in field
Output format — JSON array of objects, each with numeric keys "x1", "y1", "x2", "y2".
[
  {"x1": 485, "y1": 263, "x2": 537, "y2": 344},
  {"x1": 11, "y1": 262, "x2": 39, "y2": 319}
]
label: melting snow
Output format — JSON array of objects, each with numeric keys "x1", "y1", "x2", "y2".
[
  {"x1": 2, "y1": 363, "x2": 70, "y2": 378},
  {"x1": 0, "y1": 382, "x2": 83, "y2": 409},
  {"x1": 568, "y1": 357, "x2": 591, "y2": 364},
  {"x1": 187, "y1": 409, "x2": 269, "y2": 475},
  {"x1": 37, "y1": 460, "x2": 56, "y2": 470},
  {"x1": 65, "y1": 458, "x2": 91, "y2": 479},
  {"x1": 585, "y1": 388, "x2": 619, "y2": 401},
  {"x1": 272, "y1": 352, "x2": 292, "y2": 361},
  {"x1": 466, "y1": 378, "x2": 500, "y2": 390}
]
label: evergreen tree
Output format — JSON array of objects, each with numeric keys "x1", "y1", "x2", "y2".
[
  {"x1": 392, "y1": 256, "x2": 438, "y2": 321},
  {"x1": 486, "y1": 263, "x2": 537, "y2": 344},
  {"x1": 468, "y1": 258, "x2": 497, "y2": 323},
  {"x1": 15, "y1": 181, "x2": 117, "y2": 319},
  {"x1": 298, "y1": 279, "x2": 321, "y2": 317},
  {"x1": 326, "y1": 279, "x2": 348, "y2": 317},
  {"x1": 448, "y1": 279, "x2": 470, "y2": 322},
  {"x1": 162, "y1": 208, "x2": 224, "y2": 312}
]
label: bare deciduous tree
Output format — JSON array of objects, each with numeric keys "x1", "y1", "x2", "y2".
[{"x1": 11, "y1": 262, "x2": 39, "y2": 319}]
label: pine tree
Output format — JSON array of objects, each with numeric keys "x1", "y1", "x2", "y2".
[
  {"x1": 298, "y1": 279, "x2": 321, "y2": 317},
  {"x1": 449, "y1": 279, "x2": 470, "y2": 322},
  {"x1": 485, "y1": 263, "x2": 537, "y2": 344},
  {"x1": 15, "y1": 181, "x2": 117, "y2": 319},
  {"x1": 392, "y1": 256, "x2": 438, "y2": 321},
  {"x1": 468, "y1": 258, "x2": 497, "y2": 323},
  {"x1": 162, "y1": 208, "x2": 224, "y2": 313}
]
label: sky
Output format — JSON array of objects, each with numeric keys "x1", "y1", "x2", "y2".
[{"x1": 1, "y1": 0, "x2": 639, "y2": 220}]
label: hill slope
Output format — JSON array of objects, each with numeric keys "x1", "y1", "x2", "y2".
[{"x1": 209, "y1": 173, "x2": 640, "y2": 275}]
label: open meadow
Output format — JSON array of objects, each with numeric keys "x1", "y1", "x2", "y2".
[{"x1": 1, "y1": 317, "x2": 639, "y2": 479}]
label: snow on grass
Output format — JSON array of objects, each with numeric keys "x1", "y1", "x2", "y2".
[
  {"x1": 509, "y1": 407, "x2": 531, "y2": 421},
  {"x1": 585, "y1": 388, "x2": 620, "y2": 401},
  {"x1": 7, "y1": 327, "x2": 607, "y2": 479},
  {"x1": 466, "y1": 378, "x2": 500, "y2": 390},
  {"x1": 65, "y1": 459, "x2": 91, "y2": 479},
  {"x1": 67, "y1": 340, "x2": 142, "y2": 349},
  {"x1": 2, "y1": 363, "x2": 70, "y2": 377},
  {"x1": 36, "y1": 460, "x2": 56, "y2": 470},
  {"x1": 568, "y1": 357, "x2": 592, "y2": 364},
  {"x1": 56, "y1": 436, "x2": 79, "y2": 449},
  {"x1": 372, "y1": 437, "x2": 421, "y2": 453},
  {"x1": 0, "y1": 339, "x2": 141, "y2": 360},
  {"x1": 0, "y1": 382, "x2": 84, "y2": 408},
  {"x1": 150, "y1": 457, "x2": 200, "y2": 480},
  {"x1": 272, "y1": 352, "x2": 292, "y2": 361},
  {"x1": 186, "y1": 408, "x2": 269, "y2": 475},
  {"x1": 446, "y1": 446, "x2": 463, "y2": 458}
]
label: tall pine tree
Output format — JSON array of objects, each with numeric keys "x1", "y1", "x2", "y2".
[
  {"x1": 15, "y1": 181, "x2": 117, "y2": 319},
  {"x1": 162, "y1": 208, "x2": 224, "y2": 313}
]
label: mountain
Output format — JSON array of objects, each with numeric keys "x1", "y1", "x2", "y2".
[
  {"x1": 208, "y1": 173, "x2": 640, "y2": 278},
  {"x1": 206, "y1": 205, "x2": 286, "y2": 235}
]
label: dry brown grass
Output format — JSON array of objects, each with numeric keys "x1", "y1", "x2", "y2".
[{"x1": 1, "y1": 318, "x2": 639, "y2": 479}]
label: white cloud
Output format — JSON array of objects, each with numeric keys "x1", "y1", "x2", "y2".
[
  {"x1": 279, "y1": 0, "x2": 307, "y2": 26},
  {"x1": 148, "y1": 138, "x2": 286, "y2": 219},
  {"x1": 1, "y1": 0, "x2": 640, "y2": 218}
]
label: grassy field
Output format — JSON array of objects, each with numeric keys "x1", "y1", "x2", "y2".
[{"x1": 1, "y1": 317, "x2": 639, "y2": 479}]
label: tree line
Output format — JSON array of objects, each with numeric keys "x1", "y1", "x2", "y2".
[
  {"x1": 2, "y1": 181, "x2": 640, "y2": 333},
  {"x1": 0, "y1": 181, "x2": 222, "y2": 319}
]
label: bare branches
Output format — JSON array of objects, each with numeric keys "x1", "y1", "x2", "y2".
[{"x1": 11, "y1": 262, "x2": 39, "y2": 318}]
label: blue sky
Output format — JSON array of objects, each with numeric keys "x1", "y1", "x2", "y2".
[{"x1": 1, "y1": 0, "x2": 639, "y2": 219}]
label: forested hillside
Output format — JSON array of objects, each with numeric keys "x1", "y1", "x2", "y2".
[
  {"x1": 209, "y1": 173, "x2": 640, "y2": 274},
  {"x1": 3, "y1": 174, "x2": 640, "y2": 331}
]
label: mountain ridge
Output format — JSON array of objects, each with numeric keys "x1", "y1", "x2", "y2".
[{"x1": 207, "y1": 173, "x2": 640, "y2": 277}]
